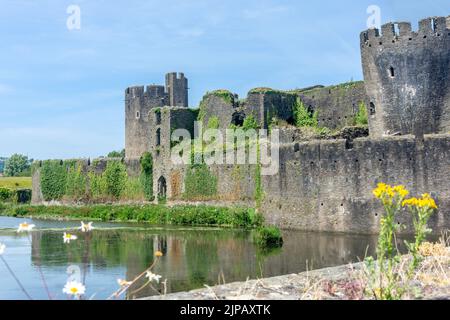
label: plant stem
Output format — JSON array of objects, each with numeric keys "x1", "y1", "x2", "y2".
[{"x1": 1, "y1": 255, "x2": 33, "y2": 300}]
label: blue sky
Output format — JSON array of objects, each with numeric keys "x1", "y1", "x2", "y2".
[{"x1": 0, "y1": 0, "x2": 448, "y2": 159}]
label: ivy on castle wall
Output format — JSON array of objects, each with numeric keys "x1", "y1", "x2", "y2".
[
  {"x1": 65, "y1": 163, "x2": 87, "y2": 199},
  {"x1": 254, "y1": 141, "x2": 264, "y2": 208},
  {"x1": 198, "y1": 90, "x2": 234, "y2": 122},
  {"x1": 104, "y1": 161, "x2": 127, "y2": 199},
  {"x1": 40, "y1": 160, "x2": 68, "y2": 201},
  {"x1": 294, "y1": 98, "x2": 319, "y2": 128},
  {"x1": 354, "y1": 101, "x2": 368, "y2": 126},
  {"x1": 139, "y1": 152, "x2": 153, "y2": 201},
  {"x1": 207, "y1": 116, "x2": 220, "y2": 129},
  {"x1": 184, "y1": 160, "x2": 218, "y2": 200},
  {"x1": 38, "y1": 158, "x2": 152, "y2": 202}
]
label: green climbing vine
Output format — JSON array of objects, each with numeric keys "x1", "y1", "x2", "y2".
[
  {"x1": 207, "y1": 116, "x2": 220, "y2": 129},
  {"x1": 104, "y1": 161, "x2": 127, "y2": 199},
  {"x1": 40, "y1": 160, "x2": 68, "y2": 201},
  {"x1": 254, "y1": 141, "x2": 263, "y2": 208},
  {"x1": 294, "y1": 98, "x2": 318, "y2": 128},
  {"x1": 140, "y1": 152, "x2": 153, "y2": 200},
  {"x1": 184, "y1": 151, "x2": 218, "y2": 200},
  {"x1": 354, "y1": 101, "x2": 368, "y2": 126}
]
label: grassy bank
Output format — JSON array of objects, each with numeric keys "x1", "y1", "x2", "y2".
[
  {"x1": 0, "y1": 177, "x2": 32, "y2": 189},
  {"x1": 0, "y1": 204, "x2": 263, "y2": 229}
]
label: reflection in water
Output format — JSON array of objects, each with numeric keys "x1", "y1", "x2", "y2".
[
  {"x1": 25, "y1": 228, "x2": 382, "y2": 299},
  {"x1": 1, "y1": 217, "x2": 422, "y2": 300}
]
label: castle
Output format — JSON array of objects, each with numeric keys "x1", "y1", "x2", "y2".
[{"x1": 33, "y1": 16, "x2": 450, "y2": 234}]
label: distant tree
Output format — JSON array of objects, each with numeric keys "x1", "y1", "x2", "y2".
[
  {"x1": 107, "y1": 149, "x2": 125, "y2": 158},
  {"x1": 4, "y1": 154, "x2": 30, "y2": 177}
]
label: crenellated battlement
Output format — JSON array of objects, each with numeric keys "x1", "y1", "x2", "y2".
[
  {"x1": 145, "y1": 85, "x2": 166, "y2": 99},
  {"x1": 125, "y1": 85, "x2": 167, "y2": 100},
  {"x1": 125, "y1": 85, "x2": 145, "y2": 99},
  {"x1": 360, "y1": 15, "x2": 450, "y2": 138},
  {"x1": 360, "y1": 16, "x2": 450, "y2": 48}
]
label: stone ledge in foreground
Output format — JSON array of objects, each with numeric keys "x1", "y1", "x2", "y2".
[
  {"x1": 140, "y1": 263, "x2": 364, "y2": 300},
  {"x1": 140, "y1": 259, "x2": 450, "y2": 300}
]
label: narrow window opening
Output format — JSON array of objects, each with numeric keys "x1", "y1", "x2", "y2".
[
  {"x1": 156, "y1": 128, "x2": 161, "y2": 146},
  {"x1": 345, "y1": 139, "x2": 354, "y2": 150},
  {"x1": 369, "y1": 102, "x2": 376, "y2": 116},
  {"x1": 155, "y1": 111, "x2": 161, "y2": 125},
  {"x1": 136, "y1": 111, "x2": 140, "y2": 119},
  {"x1": 394, "y1": 24, "x2": 400, "y2": 36},
  {"x1": 389, "y1": 67, "x2": 395, "y2": 78}
]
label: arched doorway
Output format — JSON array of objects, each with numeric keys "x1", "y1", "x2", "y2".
[{"x1": 158, "y1": 176, "x2": 167, "y2": 200}]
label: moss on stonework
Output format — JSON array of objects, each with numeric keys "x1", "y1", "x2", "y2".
[
  {"x1": 249, "y1": 87, "x2": 282, "y2": 95},
  {"x1": 198, "y1": 90, "x2": 235, "y2": 122},
  {"x1": 292, "y1": 80, "x2": 364, "y2": 96}
]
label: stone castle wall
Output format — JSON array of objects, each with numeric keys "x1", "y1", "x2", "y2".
[
  {"x1": 31, "y1": 15, "x2": 450, "y2": 235},
  {"x1": 261, "y1": 134, "x2": 450, "y2": 234},
  {"x1": 199, "y1": 84, "x2": 368, "y2": 132},
  {"x1": 31, "y1": 134, "x2": 450, "y2": 234},
  {"x1": 295, "y1": 81, "x2": 368, "y2": 130},
  {"x1": 361, "y1": 16, "x2": 450, "y2": 137}
]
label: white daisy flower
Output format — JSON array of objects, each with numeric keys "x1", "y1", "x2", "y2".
[
  {"x1": 117, "y1": 279, "x2": 132, "y2": 287},
  {"x1": 0, "y1": 243, "x2": 5, "y2": 255},
  {"x1": 63, "y1": 281, "x2": 86, "y2": 296},
  {"x1": 63, "y1": 232, "x2": 78, "y2": 244},
  {"x1": 79, "y1": 221, "x2": 94, "y2": 233},
  {"x1": 17, "y1": 222, "x2": 36, "y2": 233},
  {"x1": 145, "y1": 271, "x2": 162, "y2": 283}
]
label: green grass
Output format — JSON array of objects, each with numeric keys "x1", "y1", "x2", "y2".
[
  {"x1": 0, "y1": 204, "x2": 264, "y2": 229},
  {"x1": 0, "y1": 177, "x2": 32, "y2": 190}
]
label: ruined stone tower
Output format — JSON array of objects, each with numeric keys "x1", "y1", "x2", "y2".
[
  {"x1": 165, "y1": 72, "x2": 189, "y2": 108},
  {"x1": 360, "y1": 16, "x2": 450, "y2": 137},
  {"x1": 125, "y1": 73, "x2": 189, "y2": 159}
]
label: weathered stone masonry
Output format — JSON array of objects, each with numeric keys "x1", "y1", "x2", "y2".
[
  {"x1": 361, "y1": 17, "x2": 450, "y2": 137},
  {"x1": 262, "y1": 135, "x2": 450, "y2": 233},
  {"x1": 32, "y1": 16, "x2": 450, "y2": 234}
]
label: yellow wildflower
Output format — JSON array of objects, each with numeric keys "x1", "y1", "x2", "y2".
[
  {"x1": 402, "y1": 194, "x2": 438, "y2": 210},
  {"x1": 155, "y1": 251, "x2": 163, "y2": 257},
  {"x1": 402, "y1": 198, "x2": 418, "y2": 207},
  {"x1": 373, "y1": 183, "x2": 389, "y2": 199},
  {"x1": 393, "y1": 185, "x2": 409, "y2": 198}
]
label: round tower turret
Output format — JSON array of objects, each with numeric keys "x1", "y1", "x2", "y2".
[{"x1": 360, "y1": 16, "x2": 450, "y2": 137}]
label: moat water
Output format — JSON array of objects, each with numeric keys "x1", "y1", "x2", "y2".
[{"x1": 0, "y1": 216, "x2": 425, "y2": 300}]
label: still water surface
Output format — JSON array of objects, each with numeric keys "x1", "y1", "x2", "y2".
[{"x1": 0, "y1": 216, "x2": 385, "y2": 300}]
